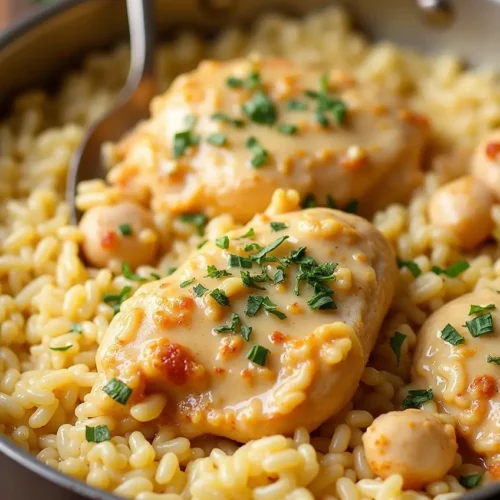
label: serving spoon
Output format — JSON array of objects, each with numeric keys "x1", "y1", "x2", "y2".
[{"x1": 66, "y1": 0, "x2": 156, "y2": 224}]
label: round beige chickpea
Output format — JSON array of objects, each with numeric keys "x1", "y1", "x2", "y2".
[
  {"x1": 472, "y1": 129, "x2": 500, "y2": 200},
  {"x1": 79, "y1": 201, "x2": 159, "y2": 269},
  {"x1": 428, "y1": 175, "x2": 494, "y2": 249},
  {"x1": 362, "y1": 409, "x2": 457, "y2": 490}
]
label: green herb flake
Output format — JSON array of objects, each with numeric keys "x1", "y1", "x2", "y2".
[
  {"x1": 197, "y1": 239, "x2": 208, "y2": 249},
  {"x1": 432, "y1": 260, "x2": 470, "y2": 278},
  {"x1": 305, "y1": 88, "x2": 348, "y2": 125},
  {"x1": 150, "y1": 273, "x2": 161, "y2": 280},
  {"x1": 244, "y1": 243, "x2": 261, "y2": 252},
  {"x1": 315, "y1": 112, "x2": 329, "y2": 128},
  {"x1": 245, "y1": 294, "x2": 264, "y2": 317},
  {"x1": 273, "y1": 268, "x2": 285, "y2": 284},
  {"x1": 326, "y1": 195, "x2": 337, "y2": 209},
  {"x1": 228, "y1": 254, "x2": 253, "y2": 269},
  {"x1": 286, "y1": 99, "x2": 307, "y2": 111},
  {"x1": 396, "y1": 258, "x2": 422, "y2": 278},
  {"x1": 210, "y1": 288, "x2": 230, "y2": 306},
  {"x1": 242, "y1": 90, "x2": 277, "y2": 125},
  {"x1": 389, "y1": 331, "x2": 406, "y2": 367},
  {"x1": 85, "y1": 425, "x2": 111, "y2": 444},
  {"x1": 440, "y1": 324, "x2": 465, "y2": 346},
  {"x1": 277, "y1": 123, "x2": 298, "y2": 135},
  {"x1": 193, "y1": 283, "x2": 208, "y2": 297},
  {"x1": 343, "y1": 199, "x2": 359, "y2": 214},
  {"x1": 261, "y1": 296, "x2": 287, "y2": 320},
  {"x1": 102, "y1": 378, "x2": 132, "y2": 405},
  {"x1": 250, "y1": 236, "x2": 289, "y2": 264},
  {"x1": 270, "y1": 221, "x2": 289, "y2": 232},
  {"x1": 216, "y1": 236, "x2": 230, "y2": 250},
  {"x1": 207, "y1": 133, "x2": 227, "y2": 147},
  {"x1": 226, "y1": 76, "x2": 244, "y2": 88},
  {"x1": 179, "y1": 213, "x2": 207, "y2": 236},
  {"x1": 247, "y1": 344, "x2": 270, "y2": 366},
  {"x1": 246, "y1": 72, "x2": 261, "y2": 90},
  {"x1": 49, "y1": 345, "x2": 72, "y2": 352},
  {"x1": 241, "y1": 325, "x2": 252, "y2": 342},
  {"x1": 167, "y1": 267, "x2": 177, "y2": 276},
  {"x1": 307, "y1": 291, "x2": 336, "y2": 310},
  {"x1": 173, "y1": 130, "x2": 200, "y2": 158},
  {"x1": 103, "y1": 286, "x2": 132, "y2": 315},
  {"x1": 301, "y1": 194, "x2": 317, "y2": 209},
  {"x1": 459, "y1": 474, "x2": 482, "y2": 489},
  {"x1": 70, "y1": 323, "x2": 83, "y2": 334},
  {"x1": 180, "y1": 278, "x2": 195, "y2": 288},
  {"x1": 118, "y1": 223, "x2": 132, "y2": 236},
  {"x1": 210, "y1": 112, "x2": 245, "y2": 128},
  {"x1": 205, "y1": 265, "x2": 232, "y2": 279},
  {"x1": 122, "y1": 262, "x2": 147, "y2": 282},
  {"x1": 241, "y1": 270, "x2": 271, "y2": 290},
  {"x1": 401, "y1": 388, "x2": 433, "y2": 410},
  {"x1": 214, "y1": 312, "x2": 240, "y2": 334},
  {"x1": 487, "y1": 355, "x2": 500, "y2": 365},
  {"x1": 245, "y1": 136, "x2": 269, "y2": 168},
  {"x1": 465, "y1": 313, "x2": 494, "y2": 337},
  {"x1": 469, "y1": 304, "x2": 496, "y2": 315}
]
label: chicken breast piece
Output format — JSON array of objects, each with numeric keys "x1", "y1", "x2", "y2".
[
  {"x1": 108, "y1": 57, "x2": 428, "y2": 222},
  {"x1": 96, "y1": 208, "x2": 396, "y2": 442},
  {"x1": 412, "y1": 289, "x2": 500, "y2": 476}
]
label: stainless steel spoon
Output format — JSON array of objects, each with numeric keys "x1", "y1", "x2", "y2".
[{"x1": 66, "y1": 0, "x2": 156, "y2": 224}]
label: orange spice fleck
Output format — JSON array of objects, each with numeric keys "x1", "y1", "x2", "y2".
[
  {"x1": 470, "y1": 374, "x2": 497, "y2": 399},
  {"x1": 270, "y1": 331, "x2": 289, "y2": 344},
  {"x1": 101, "y1": 230, "x2": 118, "y2": 250},
  {"x1": 485, "y1": 142, "x2": 500, "y2": 161}
]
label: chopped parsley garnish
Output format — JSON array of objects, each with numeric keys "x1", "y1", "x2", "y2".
[
  {"x1": 178, "y1": 213, "x2": 207, "y2": 236},
  {"x1": 118, "y1": 223, "x2": 132, "y2": 236},
  {"x1": 49, "y1": 345, "x2": 72, "y2": 352},
  {"x1": 122, "y1": 262, "x2": 147, "y2": 282},
  {"x1": 238, "y1": 228, "x2": 255, "y2": 239},
  {"x1": 210, "y1": 112, "x2": 245, "y2": 128},
  {"x1": 173, "y1": 130, "x2": 199, "y2": 158},
  {"x1": 226, "y1": 76, "x2": 244, "y2": 88},
  {"x1": 86, "y1": 425, "x2": 111, "y2": 443},
  {"x1": 326, "y1": 195, "x2": 337, "y2": 209},
  {"x1": 210, "y1": 288, "x2": 230, "y2": 306},
  {"x1": 294, "y1": 258, "x2": 337, "y2": 297},
  {"x1": 487, "y1": 355, "x2": 500, "y2": 365},
  {"x1": 207, "y1": 133, "x2": 227, "y2": 147},
  {"x1": 70, "y1": 323, "x2": 82, "y2": 334},
  {"x1": 301, "y1": 194, "x2": 318, "y2": 209},
  {"x1": 197, "y1": 239, "x2": 208, "y2": 249},
  {"x1": 469, "y1": 304, "x2": 496, "y2": 314},
  {"x1": 180, "y1": 278, "x2": 195, "y2": 288},
  {"x1": 241, "y1": 325, "x2": 252, "y2": 342},
  {"x1": 241, "y1": 269, "x2": 271, "y2": 290},
  {"x1": 401, "y1": 388, "x2": 433, "y2": 410},
  {"x1": 389, "y1": 331, "x2": 406, "y2": 367},
  {"x1": 245, "y1": 136, "x2": 269, "y2": 168},
  {"x1": 250, "y1": 236, "x2": 289, "y2": 264},
  {"x1": 244, "y1": 294, "x2": 287, "y2": 320},
  {"x1": 102, "y1": 378, "x2": 132, "y2": 405},
  {"x1": 286, "y1": 99, "x2": 307, "y2": 111},
  {"x1": 150, "y1": 273, "x2": 161, "y2": 280},
  {"x1": 465, "y1": 313, "x2": 494, "y2": 337},
  {"x1": 459, "y1": 474, "x2": 482, "y2": 489},
  {"x1": 205, "y1": 265, "x2": 232, "y2": 279},
  {"x1": 242, "y1": 90, "x2": 277, "y2": 125},
  {"x1": 440, "y1": 324, "x2": 465, "y2": 346},
  {"x1": 247, "y1": 344, "x2": 269, "y2": 366},
  {"x1": 216, "y1": 236, "x2": 229, "y2": 249},
  {"x1": 307, "y1": 291, "x2": 336, "y2": 310},
  {"x1": 228, "y1": 254, "x2": 253, "y2": 268},
  {"x1": 244, "y1": 243, "x2": 261, "y2": 251},
  {"x1": 277, "y1": 123, "x2": 298, "y2": 135},
  {"x1": 167, "y1": 267, "x2": 177, "y2": 276},
  {"x1": 246, "y1": 72, "x2": 261, "y2": 90},
  {"x1": 270, "y1": 222, "x2": 289, "y2": 232},
  {"x1": 192, "y1": 283, "x2": 208, "y2": 297},
  {"x1": 396, "y1": 258, "x2": 422, "y2": 278},
  {"x1": 214, "y1": 312, "x2": 240, "y2": 334},
  {"x1": 103, "y1": 286, "x2": 132, "y2": 315},
  {"x1": 431, "y1": 260, "x2": 470, "y2": 278},
  {"x1": 304, "y1": 78, "x2": 347, "y2": 126},
  {"x1": 273, "y1": 268, "x2": 285, "y2": 284}
]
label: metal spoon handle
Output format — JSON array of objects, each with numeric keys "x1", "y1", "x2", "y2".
[{"x1": 125, "y1": 0, "x2": 156, "y2": 91}]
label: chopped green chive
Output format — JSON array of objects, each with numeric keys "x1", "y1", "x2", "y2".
[
  {"x1": 270, "y1": 222, "x2": 289, "y2": 232},
  {"x1": 118, "y1": 223, "x2": 132, "y2": 236},
  {"x1": 197, "y1": 239, "x2": 208, "y2": 249},
  {"x1": 103, "y1": 286, "x2": 132, "y2": 315},
  {"x1": 216, "y1": 236, "x2": 229, "y2": 249},
  {"x1": 173, "y1": 130, "x2": 200, "y2": 158},
  {"x1": 286, "y1": 99, "x2": 307, "y2": 111},
  {"x1": 122, "y1": 262, "x2": 147, "y2": 282},
  {"x1": 440, "y1": 324, "x2": 465, "y2": 346},
  {"x1": 244, "y1": 243, "x2": 261, "y2": 252},
  {"x1": 459, "y1": 474, "x2": 482, "y2": 489},
  {"x1": 49, "y1": 345, "x2": 72, "y2": 352},
  {"x1": 228, "y1": 254, "x2": 253, "y2": 268},
  {"x1": 244, "y1": 294, "x2": 287, "y2": 320},
  {"x1": 246, "y1": 72, "x2": 261, "y2": 90},
  {"x1": 432, "y1": 260, "x2": 469, "y2": 278},
  {"x1": 465, "y1": 313, "x2": 494, "y2": 337},
  {"x1": 238, "y1": 228, "x2": 255, "y2": 239},
  {"x1": 205, "y1": 265, "x2": 232, "y2": 279},
  {"x1": 277, "y1": 123, "x2": 298, "y2": 135},
  {"x1": 250, "y1": 236, "x2": 289, "y2": 264},
  {"x1": 469, "y1": 304, "x2": 496, "y2": 315},
  {"x1": 242, "y1": 90, "x2": 277, "y2": 125},
  {"x1": 396, "y1": 258, "x2": 422, "y2": 278},
  {"x1": 150, "y1": 273, "x2": 162, "y2": 280},
  {"x1": 102, "y1": 378, "x2": 132, "y2": 405},
  {"x1": 214, "y1": 312, "x2": 240, "y2": 334},
  {"x1": 210, "y1": 112, "x2": 245, "y2": 128},
  {"x1": 301, "y1": 194, "x2": 318, "y2": 209},
  {"x1": 487, "y1": 355, "x2": 500, "y2": 365},
  {"x1": 261, "y1": 296, "x2": 287, "y2": 320},
  {"x1": 210, "y1": 288, "x2": 230, "y2": 306},
  {"x1": 167, "y1": 267, "x2": 177, "y2": 276},
  {"x1": 85, "y1": 425, "x2": 111, "y2": 443},
  {"x1": 241, "y1": 270, "x2": 271, "y2": 290},
  {"x1": 180, "y1": 278, "x2": 195, "y2": 288},
  {"x1": 315, "y1": 112, "x2": 329, "y2": 128},
  {"x1": 307, "y1": 290, "x2": 336, "y2": 310},
  {"x1": 179, "y1": 213, "x2": 207, "y2": 236},
  {"x1": 247, "y1": 344, "x2": 269, "y2": 366},
  {"x1": 389, "y1": 332, "x2": 406, "y2": 367},
  {"x1": 241, "y1": 325, "x2": 252, "y2": 342},
  {"x1": 207, "y1": 133, "x2": 227, "y2": 147},
  {"x1": 245, "y1": 136, "x2": 269, "y2": 168},
  {"x1": 226, "y1": 76, "x2": 244, "y2": 88},
  {"x1": 401, "y1": 388, "x2": 433, "y2": 410},
  {"x1": 326, "y1": 195, "x2": 337, "y2": 209},
  {"x1": 273, "y1": 268, "x2": 285, "y2": 284},
  {"x1": 70, "y1": 323, "x2": 83, "y2": 334},
  {"x1": 192, "y1": 283, "x2": 208, "y2": 297}
]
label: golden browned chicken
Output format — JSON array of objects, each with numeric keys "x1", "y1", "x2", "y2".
[
  {"x1": 412, "y1": 289, "x2": 500, "y2": 477},
  {"x1": 106, "y1": 56, "x2": 429, "y2": 222},
  {"x1": 94, "y1": 207, "x2": 397, "y2": 442}
]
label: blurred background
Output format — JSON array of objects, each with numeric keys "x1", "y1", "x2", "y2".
[{"x1": 0, "y1": 0, "x2": 59, "y2": 30}]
